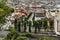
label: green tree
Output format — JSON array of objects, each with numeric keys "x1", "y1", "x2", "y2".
[
  {"x1": 1, "y1": 0, "x2": 7, "y2": 2},
  {"x1": 0, "y1": 1, "x2": 14, "y2": 23},
  {"x1": 43, "y1": 20, "x2": 48, "y2": 31},
  {"x1": 18, "y1": 19, "x2": 21, "y2": 32},
  {"x1": 37, "y1": 20, "x2": 42, "y2": 32},
  {"x1": 14, "y1": 18, "x2": 18, "y2": 31},
  {"x1": 23, "y1": 21, "x2": 27, "y2": 32},
  {"x1": 0, "y1": 8, "x2": 6, "y2": 23},
  {"x1": 28, "y1": 21, "x2": 32, "y2": 32},
  {"x1": 14, "y1": 18, "x2": 21, "y2": 32},
  {"x1": 22, "y1": 17, "x2": 27, "y2": 32},
  {"x1": 50, "y1": 20, "x2": 54, "y2": 29},
  {"x1": 33, "y1": 21, "x2": 38, "y2": 33}
]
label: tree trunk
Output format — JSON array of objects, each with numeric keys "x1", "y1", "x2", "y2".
[
  {"x1": 24, "y1": 21, "x2": 27, "y2": 32},
  {"x1": 18, "y1": 21, "x2": 21, "y2": 32},
  {"x1": 35, "y1": 27, "x2": 37, "y2": 33},
  {"x1": 38, "y1": 26, "x2": 40, "y2": 33},
  {"x1": 29, "y1": 26, "x2": 31, "y2": 32},
  {"x1": 28, "y1": 21, "x2": 32, "y2": 32},
  {"x1": 14, "y1": 18, "x2": 18, "y2": 31},
  {"x1": 24, "y1": 25, "x2": 26, "y2": 32}
]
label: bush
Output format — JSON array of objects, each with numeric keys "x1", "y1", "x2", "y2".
[
  {"x1": 8, "y1": 27, "x2": 14, "y2": 31},
  {"x1": 47, "y1": 29, "x2": 53, "y2": 32},
  {"x1": 38, "y1": 36, "x2": 55, "y2": 40},
  {"x1": 16, "y1": 37, "x2": 28, "y2": 40},
  {"x1": 22, "y1": 32, "x2": 37, "y2": 38},
  {"x1": 3, "y1": 29, "x2": 28, "y2": 40}
]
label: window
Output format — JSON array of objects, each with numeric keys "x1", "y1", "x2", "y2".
[
  {"x1": 35, "y1": 13, "x2": 45, "y2": 17},
  {"x1": 51, "y1": 10, "x2": 55, "y2": 12}
]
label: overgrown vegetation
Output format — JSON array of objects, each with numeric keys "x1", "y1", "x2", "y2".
[
  {"x1": 38, "y1": 36, "x2": 55, "y2": 40},
  {"x1": 0, "y1": 0, "x2": 14, "y2": 23},
  {"x1": 3, "y1": 28, "x2": 28, "y2": 40},
  {"x1": 3, "y1": 27, "x2": 55, "y2": 40}
]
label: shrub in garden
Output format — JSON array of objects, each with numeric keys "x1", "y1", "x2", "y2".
[
  {"x1": 16, "y1": 37, "x2": 28, "y2": 40},
  {"x1": 3, "y1": 29, "x2": 28, "y2": 40},
  {"x1": 22, "y1": 32, "x2": 37, "y2": 38},
  {"x1": 28, "y1": 21, "x2": 32, "y2": 32},
  {"x1": 38, "y1": 36, "x2": 55, "y2": 40}
]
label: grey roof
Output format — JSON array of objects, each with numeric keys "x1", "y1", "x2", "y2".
[{"x1": 7, "y1": 0, "x2": 60, "y2": 2}]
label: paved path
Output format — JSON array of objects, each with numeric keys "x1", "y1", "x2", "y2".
[
  {"x1": 0, "y1": 31, "x2": 9, "y2": 36},
  {"x1": 0, "y1": 31, "x2": 9, "y2": 40},
  {"x1": 0, "y1": 38, "x2": 2, "y2": 40}
]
